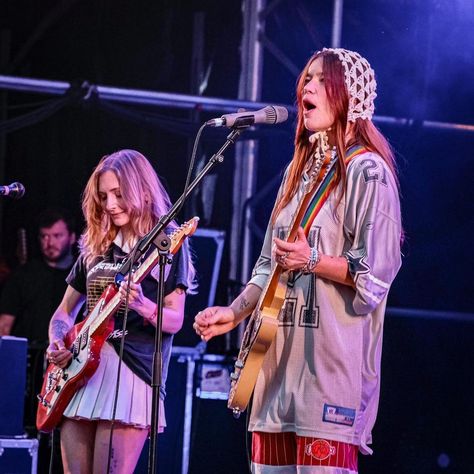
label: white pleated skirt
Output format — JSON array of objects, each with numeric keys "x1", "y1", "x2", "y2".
[{"x1": 63, "y1": 342, "x2": 166, "y2": 431}]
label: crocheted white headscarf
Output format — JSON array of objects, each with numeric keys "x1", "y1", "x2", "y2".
[{"x1": 318, "y1": 48, "x2": 377, "y2": 122}]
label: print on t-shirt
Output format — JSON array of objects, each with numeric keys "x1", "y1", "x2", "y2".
[{"x1": 277, "y1": 226, "x2": 321, "y2": 329}]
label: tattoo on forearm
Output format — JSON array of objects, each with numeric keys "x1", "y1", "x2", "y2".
[
  {"x1": 51, "y1": 320, "x2": 70, "y2": 341},
  {"x1": 238, "y1": 297, "x2": 250, "y2": 313}
]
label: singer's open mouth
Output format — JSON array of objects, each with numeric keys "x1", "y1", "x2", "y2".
[{"x1": 303, "y1": 99, "x2": 316, "y2": 112}]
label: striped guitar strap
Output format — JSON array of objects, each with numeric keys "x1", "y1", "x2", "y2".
[{"x1": 301, "y1": 145, "x2": 368, "y2": 234}]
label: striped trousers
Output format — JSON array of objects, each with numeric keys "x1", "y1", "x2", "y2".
[{"x1": 251, "y1": 431, "x2": 358, "y2": 474}]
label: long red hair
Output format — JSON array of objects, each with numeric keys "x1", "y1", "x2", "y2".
[{"x1": 272, "y1": 50, "x2": 399, "y2": 223}]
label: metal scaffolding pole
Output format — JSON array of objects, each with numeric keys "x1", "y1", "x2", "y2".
[
  {"x1": 331, "y1": 0, "x2": 344, "y2": 48},
  {"x1": 0, "y1": 74, "x2": 277, "y2": 113},
  {"x1": 1, "y1": 75, "x2": 472, "y2": 133},
  {"x1": 229, "y1": 0, "x2": 266, "y2": 290},
  {"x1": 227, "y1": 0, "x2": 266, "y2": 347}
]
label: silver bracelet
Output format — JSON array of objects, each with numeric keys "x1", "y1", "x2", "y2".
[{"x1": 302, "y1": 246, "x2": 320, "y2": 274}]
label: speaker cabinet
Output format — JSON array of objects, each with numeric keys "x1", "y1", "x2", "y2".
[
  {"x1": 0, "y1": 336, "x2": 27, "y2": 436},
  {"x1": 189, "y1": 355, "x2": 248, "y2": 474},
  {"x1": 0, "y1": 438, "x2": 39, "y2": 474},
  {"x1": 188, "y1": 398, "x2": 249, "y2": 474}
]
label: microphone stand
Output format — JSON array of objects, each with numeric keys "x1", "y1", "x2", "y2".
[{"x1": 115, "y1": 126, "x2": 246, "y2": 474}]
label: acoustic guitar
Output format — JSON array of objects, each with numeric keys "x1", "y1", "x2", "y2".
[{"x1": 228, "y1": 153, "x2": 336, "y2": 417}]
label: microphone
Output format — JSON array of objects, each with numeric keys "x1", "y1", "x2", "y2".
[
  {"x1": 206, "y1": 105, "x2": 288, "y2": 128},
  {"x1": 0, "y1": 182, "x2": 26, "y2": 199}
]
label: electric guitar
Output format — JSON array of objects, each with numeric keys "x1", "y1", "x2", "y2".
[
  {"x1": 36, "y1": 217, "x2": 199, "y2": 432},
  {"x1": 228, "y1": 154, "x2": 337, "y2": 416}
]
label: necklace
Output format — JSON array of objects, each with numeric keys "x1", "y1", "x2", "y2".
[{"x1": 306, "y1": 129, "x2": 337, "y2": 191}]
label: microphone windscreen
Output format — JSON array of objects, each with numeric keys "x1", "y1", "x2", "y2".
[{"x1": 264, "y1": 105, "x2": 288, "y2": 124}]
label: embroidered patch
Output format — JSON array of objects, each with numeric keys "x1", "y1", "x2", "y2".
[
  {"x1": 322, "y1": 403, "x2": 356, "y2": 426},
  {"x1": 305, "y1": 439, "x2": 336, "y2": 461},
  {"x1": 345, "y1": 251, "x2": 370, "y2": 278}
]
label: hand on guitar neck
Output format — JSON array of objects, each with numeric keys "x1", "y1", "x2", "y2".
[
  {"x1": 273, "y1": 227, "x2": 312, "y2": 271},
  {"x1": 193, "y1": 283, "x2": 262, "y2": 342},
  {"x1": 118, "y1": 275, "x2": 156, "y2": 322}
]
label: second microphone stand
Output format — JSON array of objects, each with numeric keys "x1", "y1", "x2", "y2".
[{"x1": 116, "y1": 126, "x2": 246, "y2": 474}]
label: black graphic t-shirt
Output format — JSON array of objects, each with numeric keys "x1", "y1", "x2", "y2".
[{"x1": 66, "y1": 239, "x2": 190, "y2": 398}]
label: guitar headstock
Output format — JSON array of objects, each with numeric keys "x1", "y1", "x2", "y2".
[{"x1": 170, "y1": 216, "x2": 200, "y2": 254}]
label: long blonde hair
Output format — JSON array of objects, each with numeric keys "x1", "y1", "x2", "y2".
[
  {"x1": 272, "y1": 50, "x2": 399, "y2": 223},
  {"x1": 79, "y1": 150, "x2": 196, "y2": 289}
]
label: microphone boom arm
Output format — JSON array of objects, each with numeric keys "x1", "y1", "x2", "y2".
[{"x1": 116, "y1": 126, "x2": 245, "y2": 276}]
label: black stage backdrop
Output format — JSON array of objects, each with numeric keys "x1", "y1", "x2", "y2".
[{"x1": 1, "y1": 1, "x2": 473, "y2": 472}]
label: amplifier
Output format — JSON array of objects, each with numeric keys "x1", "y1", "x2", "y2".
[
  {"x1": 0, "y1": 336, "x2": 28, "y2": 437},
  {"x1": 0, "y1": 438, "x2": 38, "y2": 474}
]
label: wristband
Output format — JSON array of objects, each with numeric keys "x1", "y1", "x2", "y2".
[{"x1": 302, "y1": 247, "x2": 321, "y2": 274}]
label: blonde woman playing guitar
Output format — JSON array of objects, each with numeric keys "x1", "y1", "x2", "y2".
[{"x1": 42, "y1": 150, "x2": 196, "y2": 474}]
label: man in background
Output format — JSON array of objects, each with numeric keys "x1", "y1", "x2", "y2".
[
  {"x1": 0, "y1": 207, "x2": 76, "y2": 460},
  {"x1": 0, "y1": 208, "x2": 76, "y2": 342}
]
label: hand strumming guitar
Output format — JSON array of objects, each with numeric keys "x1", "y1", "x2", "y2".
[
  {"x1": 193, "y1": 283, "x2": 262, "y2": 342},
  {"x1": 46, "y1": 339, "x2": 72, "y2": 369},
  {"x1": 193, "y1": 306, "x2": 236, "y2": 342}
]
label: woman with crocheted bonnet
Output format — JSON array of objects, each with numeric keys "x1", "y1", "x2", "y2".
[{"x1": 194, "y1": 48, "x2": 402, "y2": 473}]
